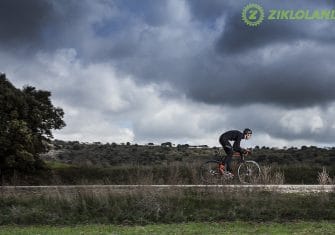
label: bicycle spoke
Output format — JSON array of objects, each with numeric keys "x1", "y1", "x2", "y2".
[{"x1": 238, "y1": 161, "x2": 261, "y2": 184}]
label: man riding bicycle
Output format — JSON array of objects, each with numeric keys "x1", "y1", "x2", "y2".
[{"x1": 219, "y1": 128, "x2": 252, "y2": 177}]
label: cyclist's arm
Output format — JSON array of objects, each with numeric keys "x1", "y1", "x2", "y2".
[{"x1": 233, "y1": 138, "x2": 244, "y2": 154}]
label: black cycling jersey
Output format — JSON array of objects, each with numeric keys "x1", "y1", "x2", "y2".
[{"x1": 219, "y1": 130, "x2": 245, "y2": 153}]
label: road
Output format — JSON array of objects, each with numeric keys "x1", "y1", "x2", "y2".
[{"x1": 1, "y1": 185, "x2": 334, "y2": 196}]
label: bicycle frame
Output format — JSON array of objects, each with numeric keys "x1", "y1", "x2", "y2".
[{"x1": 217, "y1": 151, "x2": 250, "y2": 164}]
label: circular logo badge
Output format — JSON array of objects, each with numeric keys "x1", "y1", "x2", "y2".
[{"x1": 242, "y1": 3, "x2": 264, "y2": 27}]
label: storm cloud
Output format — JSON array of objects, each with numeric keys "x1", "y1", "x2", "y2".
[{"x1": 1, "y1": 0, "x2": 335, "y2": 146}]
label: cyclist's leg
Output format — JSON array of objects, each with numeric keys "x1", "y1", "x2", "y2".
[
  {"x1": 220, "y1": 139, "x2": 233, "y2": 172},
  {"x1": 223, "y1": 146, "x2": 233, "y2": 172}
]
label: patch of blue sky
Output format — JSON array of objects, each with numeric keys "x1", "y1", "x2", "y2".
[{"x1": 92, "y1": 19, "x2": 125, "y2": 38}]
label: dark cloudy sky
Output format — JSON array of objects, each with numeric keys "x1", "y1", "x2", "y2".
[{"x1": 1, "y1": 0, "x2": 335, "y2": 147}]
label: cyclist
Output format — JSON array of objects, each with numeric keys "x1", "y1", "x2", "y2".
[{"x1": 219, "y1": 128, "x2": 252, "y2": 177}]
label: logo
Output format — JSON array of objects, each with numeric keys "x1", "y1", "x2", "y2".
[
  {"x1": 242, "y1": 3, "x2": 265, "y2": 27},
  {"x1": 242, "y1": 3, "x2": 335, "y2": 27}
]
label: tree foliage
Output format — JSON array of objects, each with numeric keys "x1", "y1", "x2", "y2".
[{"x1": 0, "y1": 73, "x2": 65, "y2": 175}]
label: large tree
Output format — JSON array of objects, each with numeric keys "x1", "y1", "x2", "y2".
[{"x1": 0, "y1": 73, "x2": 65, "y2": 177}]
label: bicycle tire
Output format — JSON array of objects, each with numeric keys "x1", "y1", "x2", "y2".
[
  {"x1": 237, "y1": 160, "x2": 261, "y2": 184},
  {"x1": 200, "y1": 160, "x2": 224, "y2": 184}
]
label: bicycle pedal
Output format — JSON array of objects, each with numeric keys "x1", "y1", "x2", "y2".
[{"x1": 224, "y1": 172, "x2": 234, "y2": 178}]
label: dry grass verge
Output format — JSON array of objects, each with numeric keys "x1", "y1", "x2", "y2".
[
  {"x1": 1, "y1": 187, "x2": 335, "y2": 225},
  {"x1": 318, "y1": 167, "x2": 334, "y2": 185}
]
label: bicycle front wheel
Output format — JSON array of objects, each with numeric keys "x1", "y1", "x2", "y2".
[{"x1": 238, "y1": 160, "x2": 261, "y2": 184}]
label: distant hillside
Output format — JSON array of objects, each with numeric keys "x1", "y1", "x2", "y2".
[
  {"x1": 40, "y1": 140, "x2": 214, "y2": 167},
  {"x1": 40, "y1": 140, "x2": 335, "y2": 167}
]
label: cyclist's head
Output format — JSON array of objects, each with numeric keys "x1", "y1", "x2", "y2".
[{"x1": 243, "y1": 128, "x2": 252, "y2": 139}]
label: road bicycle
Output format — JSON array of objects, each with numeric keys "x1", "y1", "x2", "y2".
[{"x1": 200, "y1": 149, "x2": 261, "y2": 184}]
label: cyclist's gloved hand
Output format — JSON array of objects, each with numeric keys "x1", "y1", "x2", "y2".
[{"x1": 243, "y1": 148, "x2": 252, "y2": 155}]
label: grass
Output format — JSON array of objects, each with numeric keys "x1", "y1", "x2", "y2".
[
  {"x1": 44, "y1": 160, "x2": 73, "y2": 169},
  {"x1": 6, "y1": 154, "x2": 335, "y2": 185},
  {"x1": 44, "y1": 160, "x2": 286, "y2": 185},
  {"x1": 1, "y1": 188, "x2": 335, "y2": 225},
  {"x1": 47, "y1": 163, "x2": 204, "y2": 185},
  {"x1": 1, "y1": 221, "x2": 335, "y2": 234}
]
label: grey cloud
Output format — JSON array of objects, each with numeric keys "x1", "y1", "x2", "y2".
[
  {"x1": 186, "y1": 46, "x2": 335, "y2": 107},
  {"x1": 0, "y1": 0, "x2": 102, "y2": 54},
  {"x1": 2, "y1": 0, "x2": 335, "y2": 145},
  {"x1": 221, "y1": 104, "x2": 335, "y2": 144},
  {"x1": 101, "y1": 0, "x2": 335, "y2": 108},
  {"x1": 113, "y1": 0, "x2": 170, "y2": 27},
  {"x1": 215, "y1": 15, "x2": 305, "y2": 55},
  {"x1": 213, "y1": 0, "x2": 335, "y2": 55},
  {"x1": 0, "y1": 0, "x2": 53, "y2": 49},
  {"x1": 187, "y1": 0, "x2": 234, "y2": 22}
]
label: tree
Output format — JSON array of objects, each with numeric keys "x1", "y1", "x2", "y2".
[{"x1": 0, "y1": 74, "x2": 65, "y2": 178}]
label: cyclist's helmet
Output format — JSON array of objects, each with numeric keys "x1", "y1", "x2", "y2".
[{"x1": 243, "y1": 128, "x2": 252, "y2": 135}]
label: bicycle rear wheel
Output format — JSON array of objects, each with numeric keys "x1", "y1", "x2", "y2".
[
  {"x1": 200, "y1": 160, "x2": 224, "y2": 184},
  {"x1": 238, "y1": 160, "x2": 261, "y2": 184}
]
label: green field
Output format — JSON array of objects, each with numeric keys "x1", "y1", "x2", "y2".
[{"x1": 1, "y1": 222, "x2": 335, "y2": 235}]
